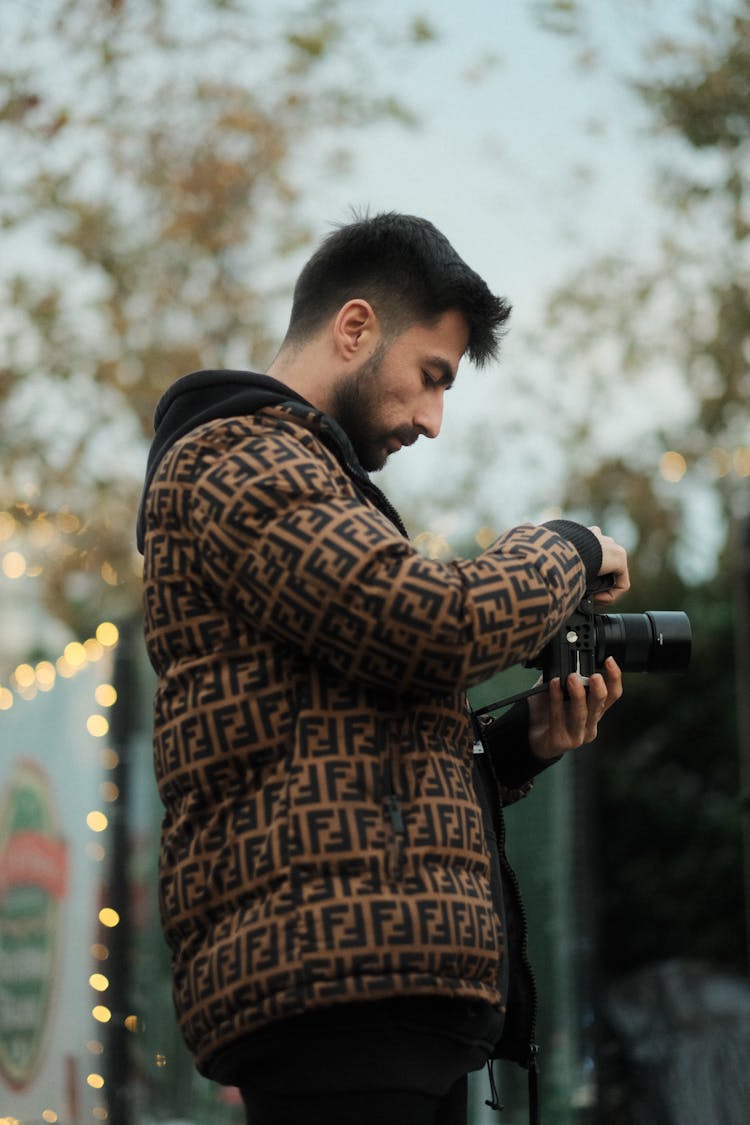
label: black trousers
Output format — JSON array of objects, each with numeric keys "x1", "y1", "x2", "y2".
[{"x1": 241, "y1": 1073, "x2": 468, "y2": 1125}]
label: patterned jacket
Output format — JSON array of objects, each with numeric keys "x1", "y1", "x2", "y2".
[{"x1": 138, "y1": 370, "x2": 597, "y2": 1075}]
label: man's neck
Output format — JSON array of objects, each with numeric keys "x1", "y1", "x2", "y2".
[{"x1": 266, "y1": 341, "x2": 337, "y2": 416}]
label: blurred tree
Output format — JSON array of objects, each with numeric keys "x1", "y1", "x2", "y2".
[
  {"x1": 539, "y1": 1, "x2": 750, "y2": 976},
  {"x1": 541, "y1": 0, "x2": 750, "y2": 582},
  {"x1": 591, "y1": 580, "x2": 745, "y2": 975},
  {"x1": 0, "y1": 0, "x2": 434, "y2": 639}
]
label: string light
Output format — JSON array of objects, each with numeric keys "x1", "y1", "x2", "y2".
[
  {"x1": 474, "y1": 526, "x2": 496, "y2": 550},
  {"x1": 35, "y1": 660, "x2": 56, "y2": 690},
  {"x1": 2, "y1": 551, "x2": 26, "y2": 579},
  {"x1": 733, "y1": 446, "x2": 750, "y2": 476},
  {"x1": 660, "y1": 450, "x2": 687, "y2": 483},
  {"x1": 96, "y1": 622, "x2": 119, "y2": 648},
  {"x1": 413, "y1": 530, "x2": 451, "y2": 559},
  {"x1": 99, "y1": 908, "x2": 120, "y2": 929},
  {"x1": 101, "y1": 748, "x2": 120, "y2": 770},
  {"x1": 0, "y1": 620, "x2": 117, "y2": 704},
  {"x1": 101, "y1": 561, "x2": 119, "y2": 586},
  {"x1": 84, "y1": 638, "x2": 104, "y2": 661},
  {"x1": 64, "y1": 641, "x2": 87, "y2": 668},
  {"x1": 87, "y1": 811, "x2": 109, "y2": 833},
  {"x1": 95, "y1": 683, "x2": 117, "y2": 708},
  {"x1": 86, "y1": 714, "x2": 110, "y2": 738},
  {"x1": 12, "y1": 663, "x2": 35, "y2": 689},
  {"x1": 56, "y1": 509, "x2": 81, "y2": 534},
  {"x1": 99, "y1": 781, "x2": 120, "y2": 802}
]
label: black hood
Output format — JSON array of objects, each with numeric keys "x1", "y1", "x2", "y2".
[
  {"x1": 136, "y1": 369, "x2": 312, "y2": 552},
  {"x1": 136, "y1": 368, "x2": 407, "y2": 552}
]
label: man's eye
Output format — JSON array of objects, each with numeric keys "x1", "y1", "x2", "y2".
[{"x1": 422, "y1": 370, "x2": 436, "y2": 387}]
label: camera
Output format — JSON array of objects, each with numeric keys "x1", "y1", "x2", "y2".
[
  {"x1": 530, "y1": 584, "x2": 692, "y2": 684},
  {"x1": 470, "y1": 578, "x2": 691, "y2": 723}
]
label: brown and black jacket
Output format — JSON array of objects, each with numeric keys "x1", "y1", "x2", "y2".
[{"x1": 137, "y1": 369, "x2": 601, "y2": 1077}]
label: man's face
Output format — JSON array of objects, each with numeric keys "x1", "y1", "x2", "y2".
[{"x1": 329, "y1": 309, "x2": 469, "y2": 472}]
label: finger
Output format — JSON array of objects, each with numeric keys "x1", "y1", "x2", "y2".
[
  {"x1": 545, "y1": 674, "x2": 567, "y2": 728},
  {"x1": 589, "y1": 528, "x2": 630, "y2": 602},
  {"x1": 583, "y1": 673, "x2": 608, "y2": 741},
  {"x1": 584, "y1": 659, "x2": 623, "y2": 740},
  {"x1": 593, "y1": 567, "x2": 630, "y2": 604},
  {"x1": 602, "y1": 656, "x2": 623, "y2": 705},
  {"x1": 564, "y1": 673, "x2": 591, "y2": 744},
  {"x1": 547, "y1": 675, "x2": 584, "y2": 752},
  {"x1": 598, "y1": 576, "x2": 630, "y2": 604}
]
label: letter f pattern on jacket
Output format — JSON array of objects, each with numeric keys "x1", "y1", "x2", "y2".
[{"x1": 140, "y1": 374, "x2": 588, "y2": 1075}]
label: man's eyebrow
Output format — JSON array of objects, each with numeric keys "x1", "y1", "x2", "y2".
[{"x1": 424, "y1": 356, "x2": 456, "y2": 386}]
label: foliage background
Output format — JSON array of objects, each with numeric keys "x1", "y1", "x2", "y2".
[{"x1": 1, "y1": 0, "x2": 748, "y2": 1117}]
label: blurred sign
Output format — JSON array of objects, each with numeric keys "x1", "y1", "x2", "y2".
[
  {"x1": 0, "y1": 759, "x2": 69, "y2": 1089},
  {"x1": 0, "y1": 661, "x2": 111, "y2": 1124}
]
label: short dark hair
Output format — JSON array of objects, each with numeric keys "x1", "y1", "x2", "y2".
[{"x1": 283, "y1": 211, "x2": 511, "y2": 366}]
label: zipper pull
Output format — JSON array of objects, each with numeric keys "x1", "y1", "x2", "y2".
[
  {"x1": 386, "y1": 794, "x2": 405, "y2": 878},
  {"x1": 527, "y1": 1043, "x2": 540, "y2": 1125},
  {"x1": 388, "y1": 793, "x2": 405, "y2": 834}
]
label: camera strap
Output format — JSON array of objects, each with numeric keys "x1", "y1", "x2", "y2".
[{"x1": 471, "y1": 680, "x2": 549, "y2": 722}]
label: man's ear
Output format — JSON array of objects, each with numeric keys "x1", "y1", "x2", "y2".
[{"x1": 332, "y1": 299, "x2": 379, "y2": 361}]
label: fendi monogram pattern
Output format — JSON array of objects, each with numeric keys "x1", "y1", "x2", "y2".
[{"x1": 142, "y1": 403, "x2": 587, "y2": 1071}]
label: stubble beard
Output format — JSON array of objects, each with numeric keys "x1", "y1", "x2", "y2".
[{"x1": 328, "y1": 344, "x2": 393, "y2": 472}]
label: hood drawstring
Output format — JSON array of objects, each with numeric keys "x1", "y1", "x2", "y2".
[
  {"x1": 485, "y1": 1048, "x2": 540, "y2": 1125},
  {"x1": 484, "y1": 1059, "x2": 503, "y2": 1112}
]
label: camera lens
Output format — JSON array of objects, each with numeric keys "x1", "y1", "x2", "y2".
[{"x1": 595, "y1": 611, "x2": 692, "y2": 673}]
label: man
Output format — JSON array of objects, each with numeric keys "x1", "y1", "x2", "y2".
[{"x1": 137, "y1": 212, "x2": 629, "y2": 1125}]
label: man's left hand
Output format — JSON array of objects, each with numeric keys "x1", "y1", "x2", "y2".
[{"x1": 528, "y1": 656, "x2": 622, "y2": 761}]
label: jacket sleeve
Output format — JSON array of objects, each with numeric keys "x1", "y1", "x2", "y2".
[
  {"x1": 478, "y1": 699, "x2": 562, "y2": 804},
  {"x1": 186, "y1": 418, "x2": 590, "y2": 698}
]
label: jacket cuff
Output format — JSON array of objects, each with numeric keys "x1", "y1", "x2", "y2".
[
  {"x1": 542, "y1": 519, "x2": 602, "y2": 586},
  {"x1": 480, "y1": 699, "x2": 561, "y2": 791}
]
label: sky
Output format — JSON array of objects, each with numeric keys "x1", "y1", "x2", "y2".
[
  {"x1": 305, "y1": 0, "x2": 659, "y2": 310},
  {"x1": 289, "y1": 1, "x2": 658, "y2": 326}
]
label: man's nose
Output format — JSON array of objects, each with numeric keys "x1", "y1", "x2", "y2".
[{"x1": 415, "y1": 393, "x2": 444, "y2": 440}]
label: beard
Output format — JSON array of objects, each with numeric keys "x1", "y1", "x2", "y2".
[{"x1": 328, "y1": 345, "x2": 418, "y2": 472}]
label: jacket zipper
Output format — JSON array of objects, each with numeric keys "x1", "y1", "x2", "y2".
[
  {"x1": 477, "y1": 720, "x2": 540, "y2": 1065},
  {"x1": 477, "y1": 720, "x2": 540, "y2": 1125},
  {"x1": 498, "y1": 808, "x2": 541, "y2": 1125}
]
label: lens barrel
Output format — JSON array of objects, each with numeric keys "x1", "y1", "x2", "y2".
[{"x1": 595, "y1": 611, "x2": 692, "y2": 673}]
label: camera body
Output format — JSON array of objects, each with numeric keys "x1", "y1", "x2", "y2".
[{"x1": 529, "y1": 591, "x2": 692, "y2": 683}]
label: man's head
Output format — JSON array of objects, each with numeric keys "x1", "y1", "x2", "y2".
[
  {"x1": 268, "y1": 212, "x2": 511, "y2": 470},
  {"x1": 283, "y1": 211, "x2": 510, "y2": 367}
]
